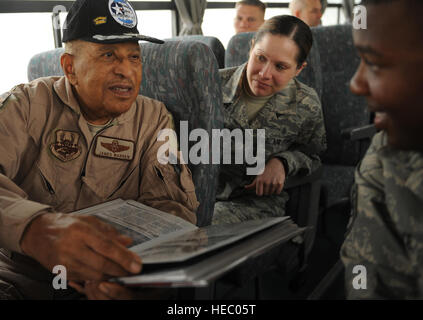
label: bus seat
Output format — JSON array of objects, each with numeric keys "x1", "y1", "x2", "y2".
[
  {"x1": 139, "y1": 40, "x2": 224, "y2": 227},
  {"x1": 166, "y1": 35, "x2": 225, "y2": 69},
  {"x1": 302, "y1": 26, "x2": 373, "y2": 299},
  {"x1": 224, "y1": 31, "x2": 253, "y2": 68},
  {"x1": 313, "y1": 25, "x2": 371, "y2": 210},
  {"x1": 27, "y1": 41, "x2": 224, "y2": 227},
  {"x1": 27, "y1": 35, "x2": 225, "y2": 79},
  {"x1": 27, "y1": 49, "x2": 64, "y2": 81}
]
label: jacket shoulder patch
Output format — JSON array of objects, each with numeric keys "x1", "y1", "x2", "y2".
[
  {"x1": 0, "y1": 92, "x2": 14, "y2": 111},
  {"x1": 49, "y1": 129, "x2": 82, "y2": 162}
]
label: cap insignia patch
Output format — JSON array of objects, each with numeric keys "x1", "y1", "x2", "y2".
[{"x1": 108, "y1": 0, "x2": 137, "y2": 28}]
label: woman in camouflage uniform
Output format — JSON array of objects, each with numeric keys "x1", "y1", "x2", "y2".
[{"x1": 213, "y1": 15, "x2": 326, "y2": 224}]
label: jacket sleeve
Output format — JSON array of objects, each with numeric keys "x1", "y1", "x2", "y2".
[
  {"x1": 271, "y1": 90, "x2": 327, "y2": 177},
  {"x1": 137, "y1": 103, "x2": 199, "y2": 225},
  {"x1": 0, "y1": 87, "x2": 52, "y2": 253},
  {"x1": 340, "y1": 133, "x2": 419, "y2": 299}
]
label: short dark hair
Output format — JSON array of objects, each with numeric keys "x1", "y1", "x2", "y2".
[
  {"x1": 236, "y1": 0, "x2": 266, "y2": 13},
  {"x1": 361, "y1": 0, "x2": 423, "y2": 38},
  {"x1": 252, "y1": 15, "x2": 312, "y2": 68}
]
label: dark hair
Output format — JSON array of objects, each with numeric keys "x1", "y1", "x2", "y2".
[
  {"x1": 236, "y1": 0, "x2": 266, "y2": 13},
  {"x1": 360, "y1": 0, "x2": 423, "y2": 39},
  {"x1": 252, "y1": 15, "x2": 312, "y2": 68}
]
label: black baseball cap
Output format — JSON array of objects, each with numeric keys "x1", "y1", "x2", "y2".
[{"x1": 62, "y1": 0, "x2": 164, "y2": 44}]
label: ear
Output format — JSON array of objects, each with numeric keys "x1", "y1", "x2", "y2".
[
  {"x1": 294, "y1": 10, "x2": 301, "y2": 19},
  {"x1": 61, "y1": 53, "x2": 77, "y2": 85},
  {"x1": 295, "y1": 61, "x2": 307, "y2": 77}
]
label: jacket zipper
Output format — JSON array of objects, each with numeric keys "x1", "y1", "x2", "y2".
[
  {"x1": 80, "y1": 122, "x2": 114, "y2": 177},
  {"x1": 39, "y1": 170, "x2": 55, "y2": 195}
]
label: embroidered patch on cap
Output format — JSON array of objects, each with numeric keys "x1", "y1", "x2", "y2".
[
  {"x1": 95, "y1": 136, "x2": 134, "y2": 161},
  {"x1": 109, "y1": 0, "x2": 137, "y2": 28},
  {"x1": 50, "y1": 130, "x2": 82, "y2": 162},
  {"x1": 93, "y1": 16, "x2": 107, "y2": 25}
]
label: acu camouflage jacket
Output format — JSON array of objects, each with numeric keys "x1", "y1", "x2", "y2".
[
  {"x1": 341, "y1": 131, "x2": 423, "y2": 299},
  {"x1": 217, "y1": 63, "x2": 327, "y2": 198}
]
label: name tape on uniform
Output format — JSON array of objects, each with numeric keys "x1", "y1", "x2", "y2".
[{"x1": 95, "y1": 136, "x2": 134, "y2": 161}]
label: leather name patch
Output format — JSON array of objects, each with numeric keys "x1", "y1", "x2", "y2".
[{"x1": 94, "y1": 136, "x2": 134, "y2": 161}]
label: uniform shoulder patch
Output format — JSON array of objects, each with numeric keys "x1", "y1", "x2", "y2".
[
  {"x1": 50, "y1": 129, "x2": 82, "y2": 162},
  {"x1": 0, "y1": 86, "x2": 19, "y2": 111}
]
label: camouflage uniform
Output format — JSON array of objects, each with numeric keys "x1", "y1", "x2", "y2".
[
  {"x1": 212, "y1": 64, "x2": 326, "y2": 224},
  {"x1": 341, "y1": 131, "x2": 423, "y2": 299}
]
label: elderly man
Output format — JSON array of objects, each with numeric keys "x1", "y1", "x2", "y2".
[
  {"x1": 234, "y1": 0, "x2": 266, "y2": 34},
  {"x1": 0, "y1": 0, "x2": 198, "y2": 300},
  {"x1": 341, "y1": 0, "x2": 423, "y2": 299},
  {"x1": 289, "y1": 0, "x2": 322, "y2": 27}
]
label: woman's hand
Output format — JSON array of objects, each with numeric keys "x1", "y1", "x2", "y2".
[{"x1": 244, "y1": 158, "x2": 286, "y2": 196}]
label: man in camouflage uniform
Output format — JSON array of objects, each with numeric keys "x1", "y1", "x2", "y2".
[
  {"x1": 341, "y1": 0, "x2": 423, "y2": 299},
  {"x1": 212, "y1": 62, "x2": 326, "y2": 224}
]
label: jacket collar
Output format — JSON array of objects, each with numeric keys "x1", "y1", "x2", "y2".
[
  {"x1": 53, "y1": 76, "x2": 137, "y2": 125},
  {"x1": 223, "y1": 63, "x2": 247, "y2": 104}
]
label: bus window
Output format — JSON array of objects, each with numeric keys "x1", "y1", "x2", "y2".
[{"x1": 0, "y1": 13, "x2": 55, "y2": 93}]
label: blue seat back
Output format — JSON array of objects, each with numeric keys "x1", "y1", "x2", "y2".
[
  {"x1": 139, "y1": 40, "x2": 224, "y2": 226},
  {"x1": 166, "y1": 35, "x2": 225, "y2": 69},
  {"x1": 224, "y1": 32, "x2": 254, "y2": 68},
  {"x1": 313, "y1": 25, "x2": 369, "y2": 166},
  {"x1": 28, "y1": 49, "x2": 64, "y2": 80}
]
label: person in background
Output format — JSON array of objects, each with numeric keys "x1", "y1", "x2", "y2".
[
  {"x1": 289, "y1": 0, "x2": 323, "y2": 27},
  {"x1": 213, "y1": 15, "x2": 326, "y2": 225},
  {"x1": 341, "y1": 0, "x2": 423, "y2": 299},
  {"x1": 234, "y1": 0, "x2": 266, "y2": 34}
]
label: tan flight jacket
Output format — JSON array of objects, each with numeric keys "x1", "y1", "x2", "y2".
[{"x1": 0, "y1": 76, "x2": 199, "y2": 254}]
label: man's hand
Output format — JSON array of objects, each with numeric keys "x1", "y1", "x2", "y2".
[
  {"x1": 244, "y1": 157, "x2": 286, "y2": 196},
  {"x1": 20, "y1": 213, "x2": 142, "y2": 281}
]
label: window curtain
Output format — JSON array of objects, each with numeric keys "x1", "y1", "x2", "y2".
[
  {"x1": 174, "y1": 0, "x2": 207, "y2": 35},
  {"x1": 342, "y1": 0, "x2": 355, "y2": 23}
]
